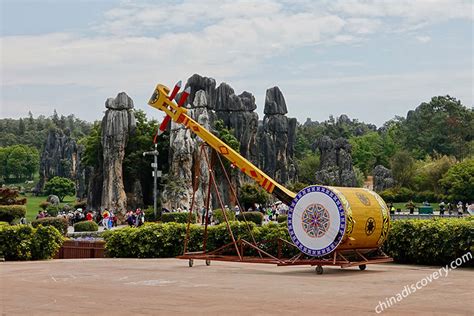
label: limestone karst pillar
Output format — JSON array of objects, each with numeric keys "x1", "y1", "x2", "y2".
[{"x1": 101, "y1": 92, "x2": 136, "y2": 216}]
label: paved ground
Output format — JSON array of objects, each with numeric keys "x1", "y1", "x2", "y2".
[{"x1": 1, "y1": 259, "x2": 472, "y2": 315}]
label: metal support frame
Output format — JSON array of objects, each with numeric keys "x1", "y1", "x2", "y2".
[{"x1": 178, "y1": 143, "x2": 393, "y2": 270}]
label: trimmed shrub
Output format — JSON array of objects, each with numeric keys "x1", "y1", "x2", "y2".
[
  {"x1": 277, "y1": 215, "x2": 288, "y2": 223},
  {"x1": 0, "y1": 221, "x2": 9, "y2": 227},
  {"x1": 0, "y1": 224, "x2": 63, "y2": 260},
  {"x1": 254, "y1": 222, "x2": 299, "y2": 258},
  {"x1": 213, "y1": 209, "x2": 236, "y2": 224},
  {"x1": 74, "y1": 200, "x2": 87, "y2": 209},
  {"x1": 74, "y1": 221, "x2": 99, "y2": 232},
  {"x1": 31, "y1": 226, "x2": 64, "y2": 260},
  {"x1": 145, "y1": 207, "x2": 160, "y2": 222},
  {"x1": 32, "y1": 217, "x2": 69, "y2": 235},
  {"x1": 237, "y1": 211, "x2": 263, "y2": 226},
  {"x1": 103, "y1": 217, "x2": 473, "y2": 266},
  {"x1": 161, "y1": 212, "x2": 196, "y2": 224},
  {"x1": 103, "y1": 221, "x2": 281, "y2": 259},
  {"x1": 384, "y1": 218, "x2": 473, "y2": 266},
  {"x1": 0, "y1": 205, "x2": 27, "y2": 223},
  {"x1": 39, "y1": 201, "x2": 51, "y2": 210},
  {"x1": 45, "y1": 205, "x2": 60, "y2": 217},
  {"x1": 103, "y1": 222, "x2": 202, "y2": 258}
]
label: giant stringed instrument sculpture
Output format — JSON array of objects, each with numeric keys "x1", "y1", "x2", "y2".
[{"x1": 149, "y1": 82, "x2": 392, "y2": 274}]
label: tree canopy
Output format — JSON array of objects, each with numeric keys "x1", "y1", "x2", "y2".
[
  {"x1": 0, "y1": 145, "x2": 39, "y2": 182},
  {"x1": 44, "y1": 176, "x2": 76, "y2": 202}
]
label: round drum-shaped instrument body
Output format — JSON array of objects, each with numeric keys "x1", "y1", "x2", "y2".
[{"x1": 287, "y1": 185, "x2": 390, "y2": 257}]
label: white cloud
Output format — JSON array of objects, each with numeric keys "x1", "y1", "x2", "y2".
[
  {"x1": 1, "y1": 0, "x2": 472, "y2": 124},
  {"x1": 416, "y1": 35, "x2": 432, "y2": 43}
]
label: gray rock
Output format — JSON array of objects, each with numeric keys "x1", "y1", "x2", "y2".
[
  {"x1": 105, "y1": 92, "x2": 134, "y2": 110},
  {"x1": 126, "y1": 179, "x2": 144, "y2": 210},
  {"x1": 100, "y1": 92, "x2": 136, "y2": 216},
  {"x1": 314, "y1": 136, "x2": 357, "y2": 187},
  {"x1": 264, "y1": 87, "x2": 288, "y2": 115},
  {"x1": 35, "y1": 128, "x2": 80, "y2": 194},
  {"x1": 373, "y1": 165, "x2": 395, "y2": 192},
  {"x1": 258, "y1": 87, "x2": 296, "y2": 184},
  {"x1": 184, "y1": 74, "x2": 216, "y2": 109},
  {"x1": 47, "y1": 195, "x2": 60, "y2": 205},
  {"x1": 166, "y1": 75, "x2": 297, "y2": 209},
  {"x1": 75, "y1": 144, "x2": 87, "y2": 200}
]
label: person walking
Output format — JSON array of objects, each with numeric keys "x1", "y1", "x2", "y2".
[{"x1": 102, "y1": 209, "x2": 110, "y2": 230}]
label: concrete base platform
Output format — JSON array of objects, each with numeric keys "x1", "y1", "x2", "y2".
[{"x1": 1, "y1": 259, "x2": 472, "y2": 315}]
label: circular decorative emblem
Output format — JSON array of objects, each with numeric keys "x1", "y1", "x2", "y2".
[
  {"x1": 301, "y1": 204, "x2": 330, "y2": 238},
  {"x1": 365, "y1": 217, "x2": 376, "y2": 236},
  {"x1": 288, "y1": 186, "x2": 346, "y2": 257},
  {"x1": 356, "y1": 192, "x2": 371, "y2": 206}
]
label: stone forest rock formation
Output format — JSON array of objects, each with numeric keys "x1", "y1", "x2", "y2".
[
  {"x1": 258, "y1": 87, "x2": 297, "y2": 184},
  {"x1": 314, "y1": 136, "x2": 357, "y2": 187},
  {"x1": 86, "y1": 92, "x2": 137, "y2": 216},
  {"x1": 164, "y1": 74, "x2": 297, "y2": 209},
  {"x1": 100, "y1": 92, "x2": 136, "y2": 217},
  {"x1": 163, "y1": 90, "x2": 213, "y2": 210},
  {"x1": 373, "y1": 165, "x2": 395, "y2": 192},
  {"x1": 35, "y1": 128, "x2": 81, "y2": 194}
]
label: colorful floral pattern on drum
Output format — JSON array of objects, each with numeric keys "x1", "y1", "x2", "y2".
[
  {"x1": 301, "y1": 204, "x2": 330, "y2": 238},
  {"x1": 288, "y1": 185, "x2": 346, "y2": 257}
]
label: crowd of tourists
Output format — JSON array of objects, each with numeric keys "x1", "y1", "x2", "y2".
[
  {"x1": 35, "y1": 207, "x2": 146, "y2": 229},
  {"x1": 387, "y1": 200, "x2": 473, "y2": 215}
]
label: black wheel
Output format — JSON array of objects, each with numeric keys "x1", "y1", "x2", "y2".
[
  {"x1": 205, "y1": 259, "x2": 211, "y2": 266},
  {"x1": 188, "y1": 259, "x2": 194, "y2": 267},
  {"x1": 359, "y1": 264, "x2": 367, "y2": 271},
  {"x1": 315, "y1": 265, "x2": 323, "y2": 275}
]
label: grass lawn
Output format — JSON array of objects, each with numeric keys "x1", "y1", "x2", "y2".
[{"x1": 21, "y1": 193, "x2": 76, "y2": 222}]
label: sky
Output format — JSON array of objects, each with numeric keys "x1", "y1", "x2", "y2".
[{"x1": 1, "y1": 0, "x2": 472, "y2": 127}]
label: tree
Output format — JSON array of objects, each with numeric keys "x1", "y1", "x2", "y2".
[
  {"x1": 439, "y1": 159, "x2": 474, "y2": 201},
  {"x1": 413, "y1": 155, "x2": 457, "y2": 194},
  {"x1": 162, "y1": 175, "x2": 187, "y2": 209},
  {"x1": 239, "y1": 183, "x2": 270, "y2": 210},
  {"x1": 44, "y1": 176, "x2": 75, "y2": 202},
  {"x1": 18, "y1": 118, "x2": 25, "y2": 136},
  {"x1": 390, "y1": 151, "x2": 416, "y2": 188},
  {"x1": 213, "y1": 120, "x2": 239, "y2": 152},
  {"x1": 350, "y1": 130, "x2": 398, "y2": 175},
  {"x1": 297, "y1": 154, "x2": 319, "y2": 184},
  {"x1": 0, "y1": 145, "x2": 39, "y2": 181},
  {"x1": 396, "y1": 96, "x2": 473, "y2": 159}
]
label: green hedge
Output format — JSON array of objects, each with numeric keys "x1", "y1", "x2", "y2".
[
  {"x1": 236, "y1": 211, "x2": 263, "y2": 226},
  {"x1": 45, "y1": 205, "x2": 60, "y2": 217},
  {"x1": 0, "y1": 225, "x2": 63, "y2": 260},
  {"x1": 161, "y1": 212, "x2": 196, "y2": 223},
  {"x1": 103, "y1": 218, "x2": 473, "y2": 266},
  {"x1": 384, "y1": 218, "x2": 473, "y2": 266},
  {"x1": 32, "y1": 217, "x2": 69, "y2": 235},
  {"x1": 104, "y1": 221, "x2": 255, "y2": 258},
  {"x1": 213, "y1": 209, "x2": 236, "y2": 224},
  {"x1": 145, "y1": 207, "x2": 159, "y2": 222},
  {"x1": 0, "y1": 205, "x2": 26, "y2": 223},
  {"x1": 74, "y1": 221, "x2": 99, "y2": 232},
  {"x1": 277, "y1": 215, "x2": 288, "y2": 223}
]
